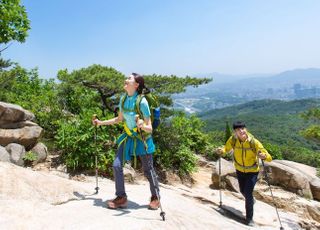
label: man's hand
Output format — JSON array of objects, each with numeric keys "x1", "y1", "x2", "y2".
[
  {"x1": 258, "y1": 151, "x2": 267, "y2": 160},
  {"x1": 216, "y1": 147, "x2": 224, "y2": 155}
]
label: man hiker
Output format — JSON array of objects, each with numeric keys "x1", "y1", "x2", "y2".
[
  {"x1": 216, "y1": 121, "x2": 272, "y2": 226},
  {"x1": 92, "y1": 73, "x2": 160, "y2": 210}
]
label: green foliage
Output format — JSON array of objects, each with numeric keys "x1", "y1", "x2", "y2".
[
  {"x1": 301, "y1": 125, "x2": 320, "y2": 143},
  {"x1": 1, "y1": 62, "x2": 212, "y2": 176},
  {"x1": 57, "y1": 66, "x2": 211, "y2": 118},
  {"x1": 0, "y1": 57, "x2": 11, "y2": 70},
  {"x1": 200, "y1": 99, "x2": 320, "y2": 151},
  {"x1": 54, "y1": 65, "x2": 211, "y2": 175},
  {"x1": 300, "y1": 107, "x2": 320, "y2": 173},
  {"x1": 280, "y1": 145, "x2": 320, "y2": 168},
  {"x1": 200, "y1": 99, "x2": 320, "y2": 169},
  {"x1": 0, "y1": 65, "x2": 63, "y2": 136},
  {"x1": 263, "y1": 142, "x2": 283, "y2": 160},
  {"x1": 153, "y1": 112, "x2": 213, "y2": 176},
  {"x1": 0, "y1": 0, "x2": 30, "y2": 44},
  {"x1": 225, "y1": 121, "x2": 232, "y2": 143},
  {"x1": 55, "y1": 112, "x2": 117, "y2": 176},
  {"x1": 23, "y1": 151, "x2": 37, "y2": 166},
  {"x1": 301, "y1": 108, "x2": 320, "y2": 144},
  {"x1": 57, "y1": 65, "x2": 125, "y2": 116}
]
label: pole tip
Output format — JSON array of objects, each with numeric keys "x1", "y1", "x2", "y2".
[{"x1": 160, "y1": 212, "x2": 165, "y2": 221}]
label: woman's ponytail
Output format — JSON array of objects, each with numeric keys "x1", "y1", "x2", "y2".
[{"x1": 132, "y1": 72, "x2": 150, "y2": 94}]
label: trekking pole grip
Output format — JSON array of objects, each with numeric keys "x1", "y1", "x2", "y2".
[
  {"x1": 135, "y1": 115, "x2": 143, "y2": 134},
  {"x1": 92, "y1": 114, "x2": 99, "y2": 124}
]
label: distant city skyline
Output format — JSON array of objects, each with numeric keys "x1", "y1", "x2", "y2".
[{"x1": 3, "y1": 0, "x2": 320, "y2": 79}]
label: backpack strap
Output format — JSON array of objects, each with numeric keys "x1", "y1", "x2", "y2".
[
  {"x1": 231, "y1": 134, "x2": 257, "y2": 154},
  {"x1": 230, "y1": 134, "x2": 259, "y2": 170},
  {"x1": 249, "y1": 137, "x2": 257, "y2": 154},
  {"x1": 121, "y1": 93, "x2": 136, "y2": 113},
  {"x1": 135, "y1": 94, "x2": 144, "y2": 119},
  {"x1": 120, "y1": 94, "x2": 126, "y2": 111},
  {"x1": 230, "y1": 135, "x2": 237, "y2": 149}
]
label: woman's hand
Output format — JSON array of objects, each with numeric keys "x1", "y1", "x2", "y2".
[
  {"x1": 92, "y1": 118, "x2": 101, "y2": 126},
  {"x1": 136, "y1": 118, "x2": 144, "y2": 130}
]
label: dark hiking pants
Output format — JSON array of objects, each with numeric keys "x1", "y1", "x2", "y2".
[
  {"x1": 236, "y1": 170, "x2": 259, "y2": 221},
  {"x1": 113, "y1": 143, "x2": 160, "y2": 198}
]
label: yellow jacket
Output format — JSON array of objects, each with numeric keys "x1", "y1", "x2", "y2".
[{"x1": 223, "y1": 133, "x2": 272, "y2": 173}]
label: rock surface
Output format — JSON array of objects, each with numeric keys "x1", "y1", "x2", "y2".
[{"x1": 1, "y1": 161, "x2": 318, "y2": 230}]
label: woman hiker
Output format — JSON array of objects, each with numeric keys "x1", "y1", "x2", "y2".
[
  {"x1": 216, "y1": 121, "x2": 272, "y2": 226},
  {"x1": 92, "y1": 73, "x2": 160, "y2": 210}
]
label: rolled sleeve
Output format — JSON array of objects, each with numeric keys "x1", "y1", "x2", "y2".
[{"x1": 139, "y1": 97, "x2": 151, "y2": 118}]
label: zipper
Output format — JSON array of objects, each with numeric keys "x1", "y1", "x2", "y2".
[{"x1": 241, "y1": 142, "x2": 245, "y2": 173}]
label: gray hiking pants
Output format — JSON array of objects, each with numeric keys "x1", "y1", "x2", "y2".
[{"x1": 113, "y1": 143, "x2": 160, "y2": 198}]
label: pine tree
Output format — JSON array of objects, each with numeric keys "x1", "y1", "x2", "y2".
[{"x1": 225, "y1": 121, "x2": 232, "y2": 143}]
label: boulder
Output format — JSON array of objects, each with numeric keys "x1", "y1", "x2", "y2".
[
  {"x1": 0, "y1": 146, "x2": 10, "y2": 162},
  {"x1": 0, "y1": 120, "x2": 39, "y2": 129},
  {"x1": 0, "y1": 102, "x2": 34, "y2": 126},
  {"x1": 0, "y1": 101, "x2": 42, "y2": 150},
  {"x1": 264, "y1": 161, "x2": 313, "y2": 199},
  {"x1": 0, "y1": 126, "x2": 43, "y2": 150},
  {"x1": 273, "y1": 160, "x2": 320, "y2": 201},
  {"x1": 211, "y1": 158, "x2": 236, "y2": 189},
  {"x1": 31, "y1": 142, "x2": 48, "y2": 164},
  {"x1": 123, "y1": 163, "x2": 136, "y2": 183},
  {"x1": 225, "y1": 175, "x2": 240, "y2": 193},
  {"x1": 274, "y1": 160, "x2": 317, "y2": 180},
  {"x1": 310, "y1": 178, "x2": 320, "y2": 201},
  {"x1": 6, "y1": 143, "x2": 26, "y2": 166}
]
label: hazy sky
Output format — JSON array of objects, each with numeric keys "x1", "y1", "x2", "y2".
[{"x1": 3, "y1": 0, "x2": 320, "y2": 78}]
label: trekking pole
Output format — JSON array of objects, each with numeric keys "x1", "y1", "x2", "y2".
[
  {"x1": 135, "y1": 115, "x2": 166, "y2": 221},
  {"x1": 92, "y1": 114, "x2": 100, "y2": 195},
  {"x1": 218, "y1": 156, "x2": 222, "y2": 208},
  {"x1": 261, "y1": 159, "x2": 284, "y2": 230}
]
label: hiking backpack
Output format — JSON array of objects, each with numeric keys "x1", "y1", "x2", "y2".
[{"x1": 121, "y1": 93, "x2": 161, "y2": 129}]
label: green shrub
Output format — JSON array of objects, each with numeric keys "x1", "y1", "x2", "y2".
[
  {"x1": 55, "y1": 112, "x2": 117, "y2": 176},
  {"x1": 153, "y1": 112, "x2": 211, "y2": 176},
  {"x1": 264, "y1": 142, "x2": 283, "y2": 160},
  {"x1": 23, "y1": 151, "x2": 37, "y2": 166},
  {"x1": 155, "y1": 145, "x2": 197, "y2": 176},
  {"x1": 280, "y1": 145, "x2": 320, "y2": 168}
]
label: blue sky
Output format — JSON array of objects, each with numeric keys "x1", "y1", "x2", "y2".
[{"x1": 3, "y1": 0, "x2": 320, "y2": 79}]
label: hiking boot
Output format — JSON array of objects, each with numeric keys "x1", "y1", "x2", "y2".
[
  {"x1": 148, "y1": 195, "x2": 160, "y2": 210},
  {"x1": 107, "y1": 196, "x2": 127, "y2": 209},
  {"x1": 246, "y1": 219, "x2": 255, "y2": 227}
]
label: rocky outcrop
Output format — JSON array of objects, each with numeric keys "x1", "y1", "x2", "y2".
[
  {"x1": 0, "y1": 102, "x2": 43, "y2": 150},
  {"x1": 0, "y1": 161, "x2": 307, "y2": 230},
  {"x1": 277, "y1": 160, "x2": 320, "y2": 201},
  {"x1": 0, "y1": 101, "x2": 45, "y2": 166},
  {"x1": 211, "y1": 158, "x2": 236, "y2": 190},
  {"x1": 265, "y1": 161, "x2": 313, "y2": 199},
  {"x1": 211, "y1": 158, "x2": 320, "y2": 201},
  {"x1": 0, "y1": 125, "x2": 43, "y2": 149},
  {"x1": 0, "y1": 102, "x2": 34, "y2": 125}
]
